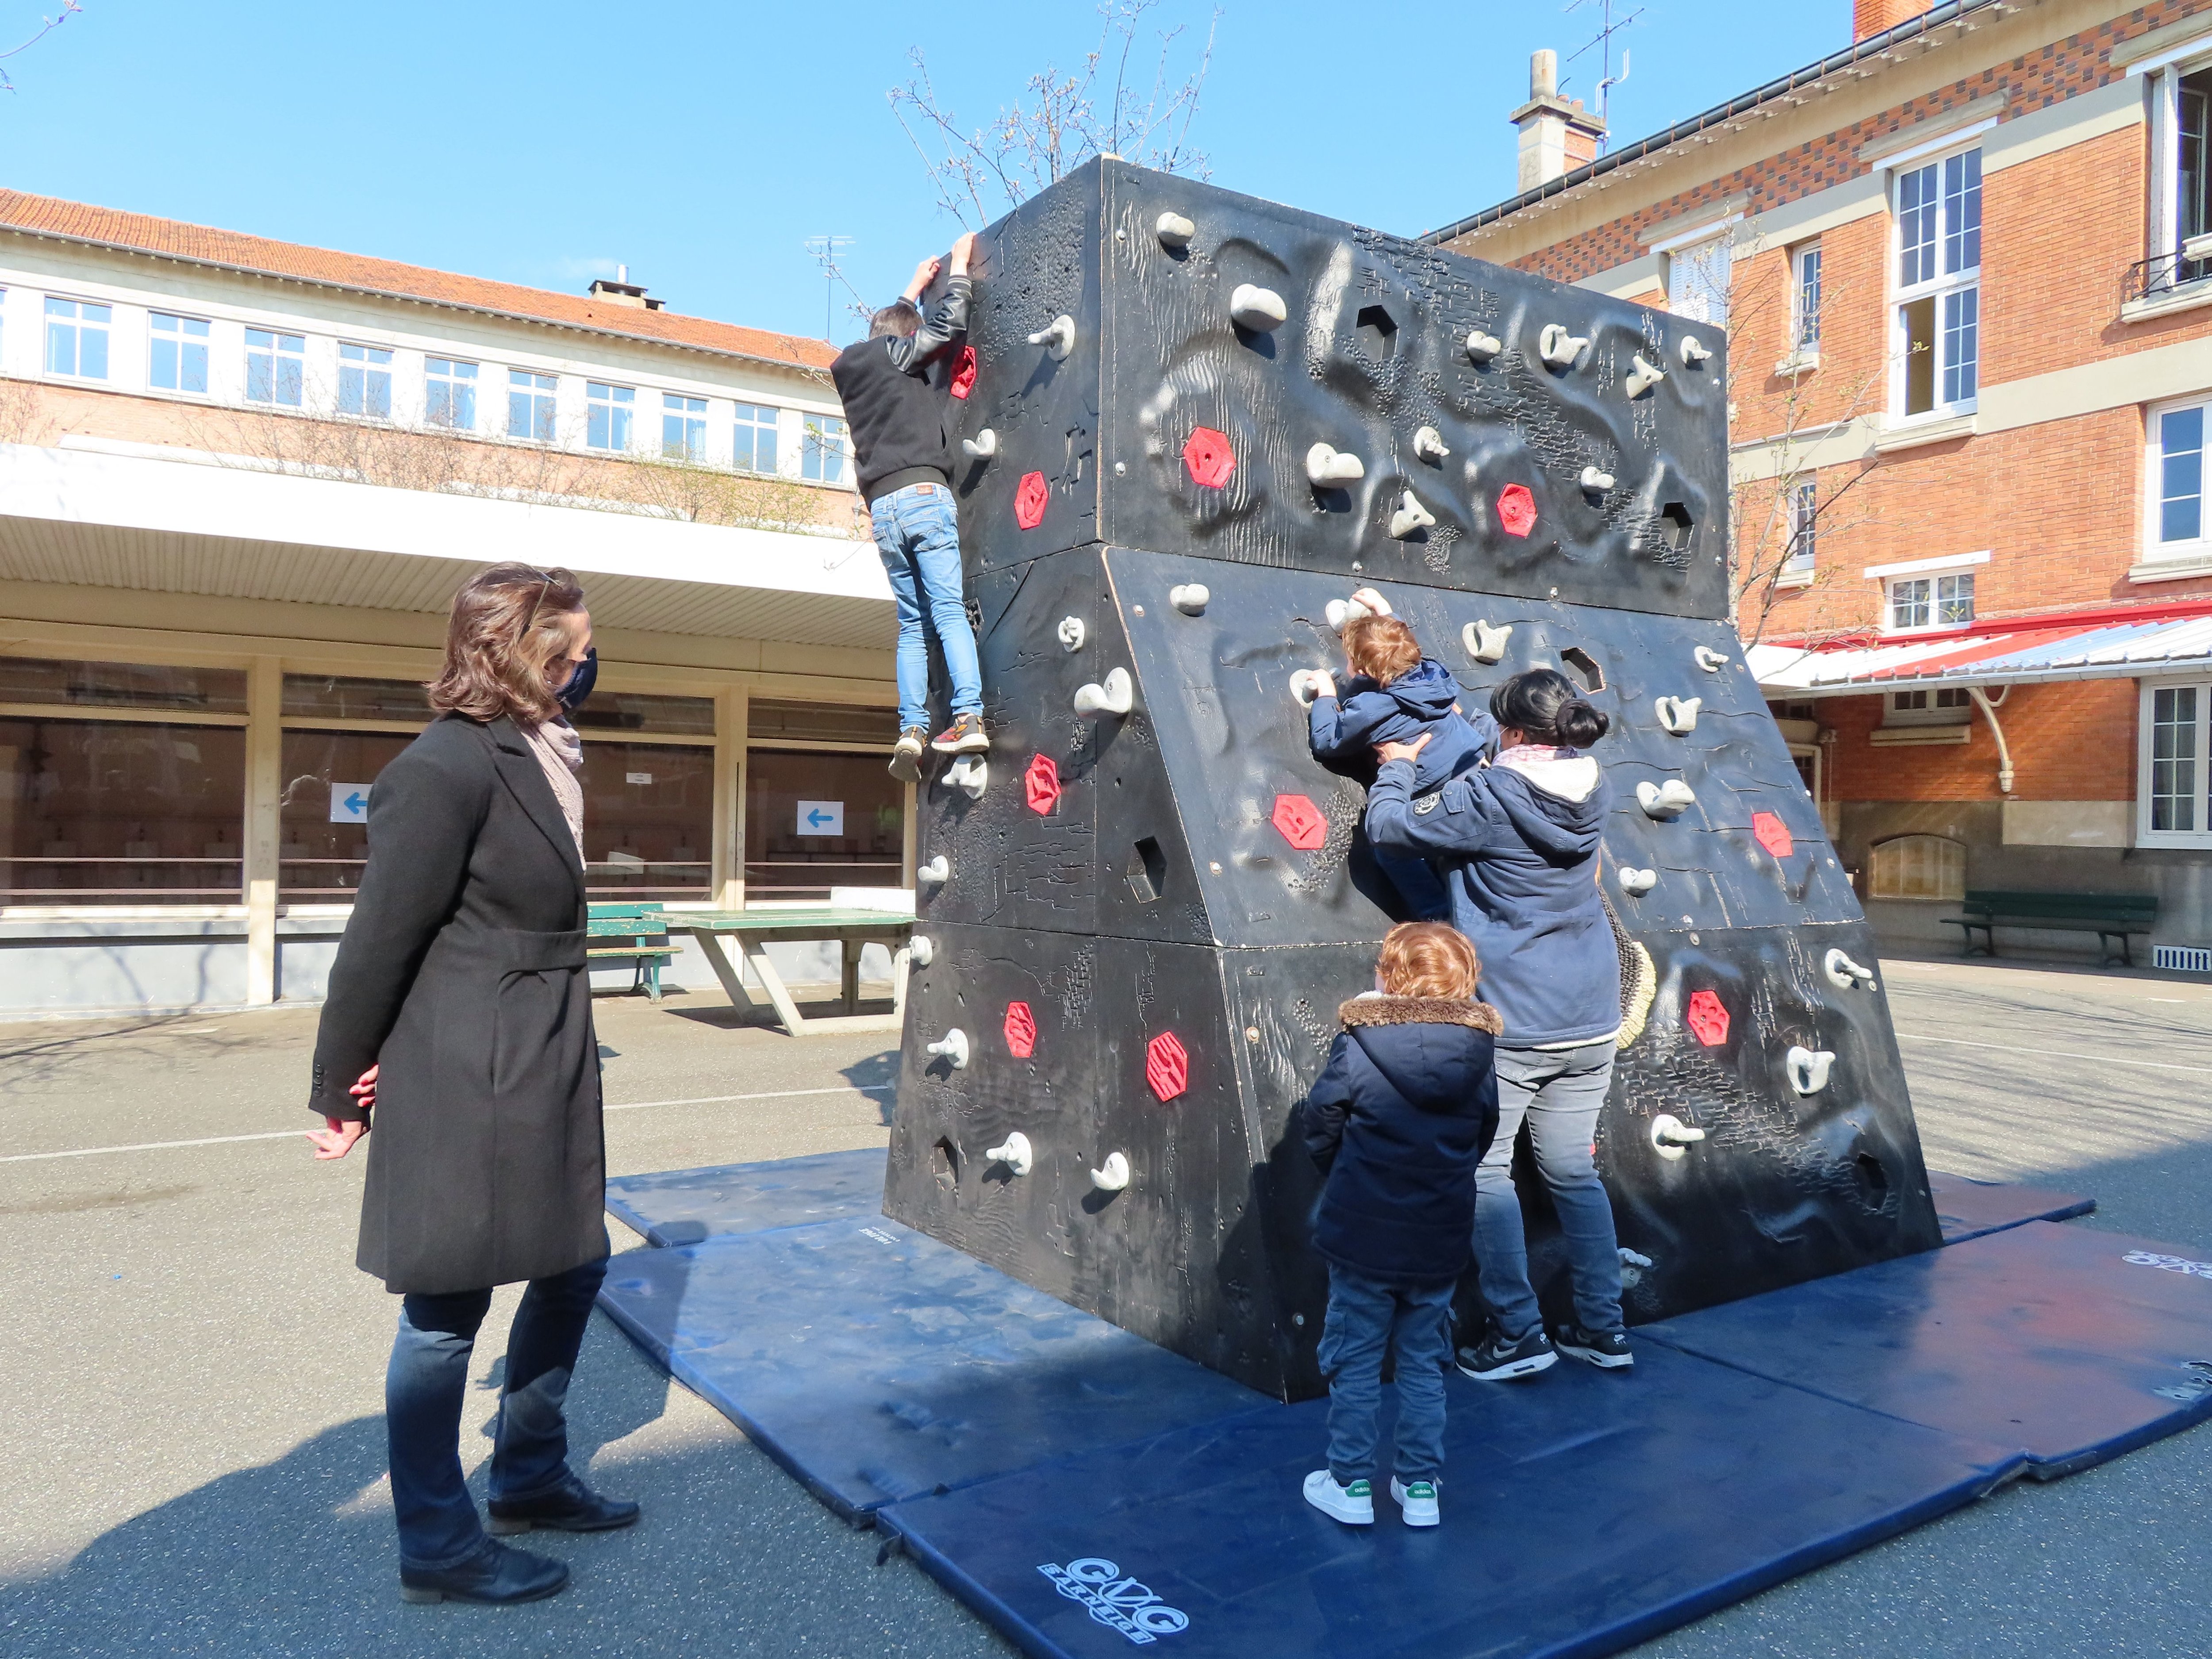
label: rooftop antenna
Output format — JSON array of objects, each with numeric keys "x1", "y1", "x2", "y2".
[
  {"x1": 803, "y1": 234, "x2": 857, "y2": 341},
  {"x1": 1563, "y1": 0, "x2": 1643, "y2": 147}
]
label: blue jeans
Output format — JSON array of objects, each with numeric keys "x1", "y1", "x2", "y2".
[
  {"x1": 384, "y1": 1256, "x2": 608, "y2": 1570},
  {"x1": 1317, "y1": 1265, "x2": 1454, "y2": 1486},
  {"x1": 870, "y1": 482, "x2": 981, "y2": 732},
  {"x1": 1474, "y1": 1042, "x2": 1624, "y2": 1340}
]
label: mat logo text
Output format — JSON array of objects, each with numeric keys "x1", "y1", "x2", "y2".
[
  {"x1": 2123, "y1": 1249, "x2": 2212, "y2": 1281},
  {"x1": 1038, "y1": 1557, "x2": 1189, "y2": 1645}
]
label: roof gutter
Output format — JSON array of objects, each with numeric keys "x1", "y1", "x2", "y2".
[{"x1": 1419, "y1": 0, "x2": 2007, "y2": 245}]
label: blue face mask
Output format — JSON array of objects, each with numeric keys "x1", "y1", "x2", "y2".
[{"x1": 556, "y1": 646, "x2": 598, "y2": 713}]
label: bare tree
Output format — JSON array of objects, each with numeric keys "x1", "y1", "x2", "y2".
[
  {"x1": 0, "y1": 1, "x2": 82, "y2": 93},
  {"x1": 891, "y1": 0, "x2": 1218, "y2": 227}
]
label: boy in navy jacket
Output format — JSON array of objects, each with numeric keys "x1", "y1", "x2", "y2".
[{"x1": 1301, "y1": 922, "x2": 1501, "y2": 1528}]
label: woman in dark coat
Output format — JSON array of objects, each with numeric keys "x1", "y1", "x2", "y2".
[{"x1": 307, "y1": 563, "x2": 635, "y2": 1606}]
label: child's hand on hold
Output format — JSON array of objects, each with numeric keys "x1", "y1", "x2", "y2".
[
  {"x1": 1376, "y1": 733, "x2": 1432, "y2": 766},
  {"x1": 1310, "y1": 671, "x2": 1337, "y2": 700},
  {"x1": 1350, "y1": 587, "x2": 1392, "y2": 618}
]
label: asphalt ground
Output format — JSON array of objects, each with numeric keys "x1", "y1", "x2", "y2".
[{"x1": 0, "y1": 958, "x2": 2208, "y2": 1658}]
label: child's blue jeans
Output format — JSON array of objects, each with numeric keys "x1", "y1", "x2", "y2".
[
  {"x1": 1318, "y1": 1264, "x2": 1454, "y2": 1486},
  {"x1": 869, "y1": 482, "x2": 982, "y2": 732}
]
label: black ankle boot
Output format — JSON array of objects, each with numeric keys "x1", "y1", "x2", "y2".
[
  {"x1": 399, "y1": 1539, "x2": 568, "y2": 1605},
  {"x1": 487, "y1": 1478, "x2": 641, "y2": 1536}
]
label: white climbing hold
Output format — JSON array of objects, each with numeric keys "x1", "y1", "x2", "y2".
[
  {"x1": 917, "y1": 854, "x2": 950, "y2": 887},
  {"x1": 1786, "y1": 1045, "x2": 1836, "y2": 1096},
  {"x1": 1306, "y1": 442, "x2": 1366, "y2": 486},
  {"x1": 1579, "y1": 465, "x2": 1616, "y2": 493},
  {"x1": 925, "y1": 1028, "x2": 970, "y2": 1069},
  {"x1": 1650, "y1": 1114, "x2": 1707, "y2": 1161},
  {"x1": 1026, "y1": 314, "x2": 1075, "y2": 360},
  {"x1": 1617, "y1": 867, "x2": 1658, "y2": 895},
  {"x1": 1679, "y1": 336, "x2": 1712, "y2": 366},
  {"x1": 1229, "y1": 283, "x2": 1287, "y2": 330},
  {"x1": 1462, "y1": 619, "x2": 1513, "y2": 664},
  {"x1": 1290, "y1": 669, "x2": 1330, "y2": 707},
  {"x1": 907, "y1": 934, "x2": 935, "y2": 966},
  {"x1": 1465, "y1": 330, "x2": 1503, "y2": 363},
  {"x1": 961, "y1": 428, "x2": 998, "y2": 459},
  {"x1": 985, "y1": 1132, "x2": 1034, "y2": 1176},
  {"x1": 1057, "y1": 616, "x2": 1087, "y2": 652},
  {"x1": 1637, "y1": 779, "x2": 1697, "y2": 820},
  {"x1": 1654, "y1": 695, "x2": 1703, "y2": 734},
  {"x1": 1089, "y1": 1151, "x2": 1131, "y2": 1192},
  {"x1": 1693, "y1": 645, "x2": 1731, "y2": 672},
  {"x1": 1155, "y1": 211, "x2": 1195, "y2": 250},
  {"x1": 1625, "y1": 353, "x2": 1668, "y2": 398},
  {"x1": 1388, "y1": 491, "x2": 1436, "y2": 539},
  {"x1": 1538, "y1": 323, "x2": 1590, "y2": 369},
  {"x1": 1619, "y1": 1247, "x2": 1655, "y2": 1269},
  {"x1": 1414, "y1": 426, "x2": 1450, "y2": 463},
  {"x1": 1324, "y1": 597, "x2": 1375, "y2": 633},
  {"x1": 944, "y1": 755, "x2": 987, "y2": 799},
  {"x1": 1073, "y1": 666, "x2": 1134, "y2": 718},
  {"x1": 1169, "y1": 584, "x2": 1210, "y2": 616},
  {"x1": 1824, "y1": 948, "x2": 1877, "y2": 991}
]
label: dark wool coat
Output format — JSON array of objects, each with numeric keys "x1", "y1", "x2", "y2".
[
  {"x1": 1303, "y1": 995, "x2": 1502, "y2": 1287},
  {"x1": 308, "y1": 713, "x2": 607, "y2": 1294}
]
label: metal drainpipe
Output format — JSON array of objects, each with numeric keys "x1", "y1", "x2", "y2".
[{"x1": 1966, "y1": 684, "x2": 2015, "y2": 794}]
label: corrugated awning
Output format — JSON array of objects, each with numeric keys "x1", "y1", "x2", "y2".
[{"x1": 1749, "y1": 611, "x2": 2212, "y2": 696}]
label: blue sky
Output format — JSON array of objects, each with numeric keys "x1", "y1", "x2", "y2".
[{"x1": 6, "y1": 2, "x2": 1854, "y2": 345}]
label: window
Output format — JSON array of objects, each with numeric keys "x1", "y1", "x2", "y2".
[
  {"x1": 1895, "y1": 148, "x2": 1981, "y2": 418},
  {"x1": 1869, "y1": 834, "x2": 1966, "y2": 901},
  {"x1": 425, "y1": 357, "x2": 478, "y2": 430},
  {"x1": 337, "y1": 342, "x2": 393, "y2": 418},
  {"x1": 745, "y1": 746, "x2": 904, "y2": 899},
  {"x1": 43, "y1": 297, "x2": 110, "y2": 379},
  {"x1": 1669, "y1": 232, "x2": 1731, "y2": 327},
  {"x1": 733, "y1": 402, "x2": 780, "y2": 473},
  {"x1": 148, "y1": 313, "x2": 210, "y2": 394},
  {"x1": 246, "y1": 328, "x2": 306, "y2": 407},
  {"x1": 580, "y1": 741, "x2": 714, "y2": 900},
  {"x1": 662, "y1": 392, "x2": 706, "y2": 460},
  {"x1": 2140, "y1": 680, "x2": 2212, "y2": 847},
  {"x1": 800, "y1": 413, "x2": 848, "y2": 484},
  {"x1": 1793, "y1": 243, "x2": 1823, "y2": 353},
  {"x1": 1888, "y1": 572, "x2": 1974, "y2": 631},
  {"x1": 2148, "y1": 398, "x2": 2208, "y2": 563},
  {"x1": 1885, "y1": 685, "x2": 1973, "y2": 726},
  {"x1": 278, "y1": 729, "x2": 415, "y2": 899},
  {"x1": 2148, "y1": 62, "x2": 2212, "y2": 290},
  {"x1": 508, "y1": 369, "x2": 557, "y2": 441},
  {"x1": 586, "y1": 381, "x2": 634, "y2": 451},
  {"x1": 1783, "y1": 481, "x2": 1817, "y2": 578}
]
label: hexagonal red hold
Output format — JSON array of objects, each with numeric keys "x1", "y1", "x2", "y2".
[
  {"x1": 1271, "y1": 793, "x2": 1329, "y2": 851},
  {"x1": 1146, "y1": 1032, "x2": 1189, "y2": 1102},
  {"x1": 949, "y1": 345, "x2": 978, "y2": 400},
  {"x1": 1686, "y1": 989, "x2": 1731, "y2": 1048},
  {"x1": 1183, "y1": 426, "x2": 1236, "y2": 490},
  {"x1": 1024, "y1": 753, "x2": 1061, "y2": 816},
  {"x1": 1003, "y1": 1001, "x2": 1037, "y2": 1059},
  {"x1": 1014, "y1": 470, "x2": 1050, "y2": 529},
  {"x1": 1498, "y1": 484, "x2": 1538, "y2": 539},
  {"x1": 1752, "y1": 811, "x2": 1793, "y2": 859}
]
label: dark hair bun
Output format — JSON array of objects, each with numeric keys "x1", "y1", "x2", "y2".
[
  {"x1": 1489, "y1": 667, "x2": 1610, "y2": 748},
  {"x1": 1555, "y1": 699, "x2": 1609, "y2": 748}
]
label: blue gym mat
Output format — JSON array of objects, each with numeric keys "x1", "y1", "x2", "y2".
[
  {"x1": 1640, "y1": 1220, "x2": 2212, "y2": 1477},
  {"x1": 875, "y1": 1343, "x2": 2022, "y2": 1659},
  {"x1": 604, "y1": 1146, "x2": 887, "y2": 1246},
  {"x1": 1927, "y1": 1169, "x2": 2094, "y2": 1244},
  {"x1": 595, "y1": 1215, "x2": 1272, "y2": 1517}
]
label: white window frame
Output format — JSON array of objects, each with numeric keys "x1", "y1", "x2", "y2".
[
  {"x1": 2138, "y1": 675, "x2": 2212, "y2": 849},
  {"x1": 586, "y1": 381, "x2": 634, "y2": 452},
  {"x1": 1884, "y1": 571, "x2": 1976, "y2": 634},
  {"x1": 1792, "y1": 242, "x2": 1823, "y2": 356},
  {"x1": 661, "y1": 392, "x2": 706, "y2": 461},
  {"x1": 1890, "y1": 143, "x2": 1982, "y2": 424},
  {"x1": 2147, "y1": 51, "x2": 2212, "y2": 273},
  {"x1": 148, "y1": 311, "x2": 211, "y2": 396},
  {"x1": 2147, "y1": 393, "x2": 2211, "y2": 566},
  {"x1": 507, "y1": 369, "x2": 557, "y2": 442},
  {"x1": 337, "y1": 341, "x2": 394, "y2": 419},
  {"x1": 244, "y1": 327, "x2": 306, "y2": 407},
  {"x1": 1665, "y1": 230, "x2": 1732, "y2": 328},
  {"x1": 733, "y1": 402, "x2": 780, "y2": 474},
  {"x1": 424, "y1": 356, "x2": 478, "y2": 431},
  {"x1": 1868, "y1": 833, "x2": 1966, "y2": 901},
  {"x1": 1782, "y1": 480, "x2": 1817, "y2": 580},
  {"x1": 1882, "y1": 685, "x2": 1974, "y2": 728},
  {"x1": 800, "y1": 413, "x2": 849, "y2": 484},
  {"x1": 43, "y1": 296, "x2": 111, "y2": 381}
]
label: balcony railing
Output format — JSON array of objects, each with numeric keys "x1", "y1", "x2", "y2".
[{"x1": 2124, "y1": 243, "x2": 2212, "y2": 305}]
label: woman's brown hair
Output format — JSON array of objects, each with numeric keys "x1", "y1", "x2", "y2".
[
  {"x1": 1342, "y1": 614, "x2": 1424, "y2": 686},
  {"x1": 1376, "y1": 921, "x2": 1479, "y2": 1001},
  {"x1": 426, "y1": 563, "x2": 587, "y2": 724}
]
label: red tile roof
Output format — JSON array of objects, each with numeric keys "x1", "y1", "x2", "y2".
[{"x1": 0, "y1": 188, "x2": 838, "y2": 374}]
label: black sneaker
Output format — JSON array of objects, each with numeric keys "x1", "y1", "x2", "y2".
[
  {"x1": 929, "y1": 712, "x2": 989, "y2": 754},
  {"x1": 487, "y1": 1477, "x2": 641, "y2": 1536},
  {"x1": 1555, "y1": 1323, "x2": 1634, "y2": 1369},
  {"x1": 1455, "y1": 1326, "x2": 1557, "y2": 1381},
  {"x1": 888, "y1": 726, "x2": 927, "y2": 782},
  {"x1": 399, "y1": 1538, "x2": 568, "y2": 1605}
]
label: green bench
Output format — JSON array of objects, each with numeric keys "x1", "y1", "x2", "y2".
[
  {"x1": 1943, "y1": 889, "x2": 2159, "y2": 967},
  {"x1": 587, "y1": 902, "x2": 676, "y2": 1001}
]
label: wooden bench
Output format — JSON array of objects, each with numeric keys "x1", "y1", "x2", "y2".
[
  {"x1": 1943, "y1": 889, "x2": 2159, "y2": 967},
  {"x1": 587, "y1": 902, "x2": 676, "y2": 1001}
]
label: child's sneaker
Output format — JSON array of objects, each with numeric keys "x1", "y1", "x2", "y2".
[
  {"x1": 1555, "y1": 1323, "x2": 1633, "y2": 1369},
  {"x1": 1389, "y1": 1477, "x2": 1440, "y2": 1527},
  {"x1": 1302, "y1": 1471, "x2": 1373, "y2": 1526},
  {"x1": 1455, "y1": 1326, "x2": 1556, "y2": 1381},
  {"x1": 929, "y1": 712, "x2": 989, "y2": 754},
  {"x1": 888, "y1": 726, "x2": 927, "y2": 782}
]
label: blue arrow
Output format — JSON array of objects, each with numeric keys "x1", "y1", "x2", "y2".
[
  {"x1": 806, "y1": 808, "x2": 832, "y2": 828},
  {"x1": 345, "y1": 792, "x2": 368, "y2": 814}
]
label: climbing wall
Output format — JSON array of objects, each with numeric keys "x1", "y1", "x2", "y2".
[{"x1": 884, "y1": 159, "x2": 1942, "y2": 1402}]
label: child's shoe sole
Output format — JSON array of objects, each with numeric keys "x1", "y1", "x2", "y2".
[
  {"x1": 1302, "y1": 1471, "x2": 1373, "y2": 1525},
  {"x1": 1390, "y1": 1477, "x2": 1441, "y2": 1527}
]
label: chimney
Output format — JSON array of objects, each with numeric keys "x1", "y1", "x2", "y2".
[
  {"x1": 587, "y1": 265, "x2": 666, "y2": 311},
  {"x1": 1510, "y1": 49, "x2": 1609, "y2": 192},
  {"x1": 1854, "y1": 0, "x2": 1928, "y2": 39}
]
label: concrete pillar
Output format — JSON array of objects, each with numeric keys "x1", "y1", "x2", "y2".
[
  {"x1": 713, "y1": 685, "x2": 747, "y2": 910},
  {"x1": 243, "y1": 655, "x2": 282, "y2": 1003}
]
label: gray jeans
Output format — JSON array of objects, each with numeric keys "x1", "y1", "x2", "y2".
[{"x1": 1472, "y1": 1041, "x2": 1624, "y2": 1340}]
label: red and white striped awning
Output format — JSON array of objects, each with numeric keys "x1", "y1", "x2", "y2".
[{"x1": 1748, "y1": 607, "x2": 2212, "y2": 697}]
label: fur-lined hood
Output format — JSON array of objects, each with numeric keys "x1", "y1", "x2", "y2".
[{"x1": 1338, "y1": 994, "x2": 1502, "y2": 1034}]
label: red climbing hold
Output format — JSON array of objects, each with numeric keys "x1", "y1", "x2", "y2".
[
  {"x1": 1003, "y1": 1001, "x2": 1037, "y2": 1059},
  {"x1": 1686, "y1": 989, "x2": 1731, "y2": 1048},
  {"x1": 1014, "y1": 470, "x2": 1050, "y2": 530},
  {"x1": 949, "y1": 345, "x2": 977, "y2": 400},
  {"x1": 1183, "y1": 426, "x2": 1236, "y2": 490},
  {"x1": 1146, "y1": 1032, "x2": 1189, "y2": 1102},
  {"x1": 1271, "y1": 793, "x2": 1328, "y2": 851},
  {"x1": 1752, "y1": 811, "x2": 1793, "y2": 859},
  {"x1": 1498, "y1": 484, "x2": 1538, "y2": 539},
  {"x1": 1024, "y1": 753, "x2": 1061, "y2": 816}
]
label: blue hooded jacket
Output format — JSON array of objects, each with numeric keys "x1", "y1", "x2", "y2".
[
  {"x1": 1365, "y1": 750, "x2": 1621, "y2": 1049},
  {"x1": 1303, "y1": 995, "x2": 1502, "y2": 1287},
  {"x1": 1308, "y1": 657, "x2": 1495, "y2": 795}
]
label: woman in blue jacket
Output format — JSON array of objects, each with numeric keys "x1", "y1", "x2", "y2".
[{"x1": 1364, "y1": 667, "x2": 1629, "y2": 1379}]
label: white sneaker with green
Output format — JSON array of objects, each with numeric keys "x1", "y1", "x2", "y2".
[
  {"x1": 1302, "y1": 1470, "x2": 1373, "y2": 1525},
  {"x1": 1390, "y1": 1476, "x2": 1440, "y2": 1527}
]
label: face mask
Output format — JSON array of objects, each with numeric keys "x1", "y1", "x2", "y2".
[{"x1": 556, "y1": 646, "x2": 598, "y2": 713}]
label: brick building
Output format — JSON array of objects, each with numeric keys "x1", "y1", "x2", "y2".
[{"x1": 1427, "y1": 0, "x2": 2212, "y2": 962}]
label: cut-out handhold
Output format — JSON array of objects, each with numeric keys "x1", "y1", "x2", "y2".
[
  {"x1": 1229, "y1": 283, "x2": 1286, "y2": 330},
  {"x1": 1579, "y1": 465, "x2": 1615, "y2": 493},
  {"x1": 917, "y1": 854, "x2": 950, "y2": 887},
  {"x1": 1637, "y1": 779, "x2": 1697, "y2": 819},
  {"x1": 1465, "y1": 330, "x2": 1502, "y2": 363},
  {"x1": 1089, "y1": 1151, "x2": 1131, "y2": 1191},
  {"x1": 1413, "y1": 426, "x2": 1449, "y2": 463},
  {"x1": 907, "y1": 934, "x2": 935, "y2": 966},
  {"x1": 1693, "y1": 645, "x2": 1730, "y2": 672},
  {"x1": 1654, "y1": 695, "x2": 1703, "y2": 734},
  {"x1": 944, "y1": 755, "x2": 987, "y2": 799},
  {"x1": 1003, "y1": 1002, "x2": 1037, "y2": 1059},
  {"x1": 1680, "y1": 336, "x2": 1712, "y2": 366},
  {"x1": 1182, "y1": 426, "x2": 1236, "y2": 488},
  {"x1": 1057, "y1": 616, "x2": 1086, "y2": 652},
  {"x1": 1651, "y1": 1114, "x2": 1707, "y2": 1160},
  {"x1": 961, "y1": 429, "x2": 997, "y2": 459},
  {"x1": 1027, "y1": 314, "x2": 1075, "y2": 359},
  {"x1": 1073, "y1": 666, "x2": 1134, "y2": 718},
  {"x1": 1538, "y1": 323, "x2": 1589, "y2": 369},
  {"x1": 1146, "y1": 1033, "x2": 1190, "y2": 1101},
  {"x1": 1824, "y1": 948, "x2": 1877, "y2": 991},
  {"x1": 1617, "y1": 867, "x2": 1658, "y2": 895},
  {"x1": 1155, "y1": 211, "x2": 1195, "y2": 250},
  {"x1": 1388, "y1": 491, "x2": 1436, "y2": 538},
  {"x1": 1462, "y1": 619, "x2": 1512, "y2": 664},
  {"x1": 1625, "y1": 353, "x2": 1667, "y2": 398},
  {"x1": 925, "y1": 1028, "x2": 970, "y2": 1069},
  {"x1": 1306, "y1": 442, "x2": 1365, "y2": 486},
  {"x1": 985, "y1": 1132, "x2": 1033, "y2": 1176},
  {"x1": 1786, "y1": 1045, "x2": 1836, "y2": 1096},
  {"x1": 1169, "y1": 584, "x2": 1210, "y2": 615},
  {"x1": 1289, "y1": 668, "x2": 1330, "y2": 707}
]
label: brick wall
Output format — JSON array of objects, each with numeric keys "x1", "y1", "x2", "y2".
[{"x1": 1820, "y1": 678, "x2": 2139, "y2": 801}]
